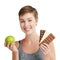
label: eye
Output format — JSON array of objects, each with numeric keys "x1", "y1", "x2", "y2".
[{"x1": 28, "y1": 20, "x2": 32, "y2": 22}]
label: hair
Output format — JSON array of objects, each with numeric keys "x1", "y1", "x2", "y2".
[{"x1": 18, "y1": 5, "x2": 38, "y2": 20}]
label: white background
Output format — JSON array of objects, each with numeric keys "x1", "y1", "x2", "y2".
[{"x1": 0, "y1": 0, "x2": 60, "y2": 60}]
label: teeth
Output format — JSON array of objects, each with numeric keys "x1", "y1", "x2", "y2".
[{"x1": 24, "y1": 28, "x2": 30, "y2": 31}]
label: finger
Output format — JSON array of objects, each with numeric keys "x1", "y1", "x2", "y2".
[
  {"x1": 43, "y1": 43, "x2": 50, "y2": 51},
  {"x1": 40, "y1": 45, "x2": 46, "y2": 54},
  {"x1": 40, "y1": 44, "x2": 45, "y2": 52},
  {"x1": 7, "y1": 42, "x2": 10, "y2": 48},
  {"x1": 40, "y1": 44, "x2": 46, "y2": 51},
  {"x1": 9, "y1": 44, "x2": 13, "y2": 50},
  {"x1": 40, "y1": 44, "x2": 47, "y2": 50},
  {"x1": 40, "y1": 47, "x2": 48, "y2": 55},
  {"x1": 4, "y1": 42, "x2": 7, "y2": 47},
  {"x1": 10, "y1": 44, "x2": 12, "y2": 49},
  {"x1": 10, "y1": 43, "x2": 15, "y2": 49},
  {"x1": 43, "y1": 43, "x2": 49, "y2": 48},
  {"x1": 9, "y1": 43, "x2": 16, "y2": 51},
  {"x1": 42, "y1": 44, "x2": 50, "y2": 52},
  {"x1": 40, "y1": 44, "x2": 49, "y2": 55}
]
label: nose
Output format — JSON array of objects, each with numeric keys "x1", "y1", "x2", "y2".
[{"x1": 24, "y1": 21, "x2": 29, "y2": 27}]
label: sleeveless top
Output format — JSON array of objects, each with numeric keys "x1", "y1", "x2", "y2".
[
  {"x1": 18, "y1": 41, "x2": 43, "y2": 60},
  {"x1": 18, "y1": 30, "x2": 54, "y2": 60}
]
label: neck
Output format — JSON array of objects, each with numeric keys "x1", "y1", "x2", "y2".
[{"x1": 25, "y1": 31, "x2": 39, "y2": 42}]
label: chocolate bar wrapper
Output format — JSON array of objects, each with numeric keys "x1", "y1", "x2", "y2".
[{"x1": 39, "y1": 30, "x2": 55, "y2": 45}]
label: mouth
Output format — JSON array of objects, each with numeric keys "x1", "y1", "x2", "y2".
[
  {"x1": 24, "y1": 27, "x2": 32, "y2": 32},
  {"x1": 24, "y1": 28, "x2": 30, "y2": 32}
]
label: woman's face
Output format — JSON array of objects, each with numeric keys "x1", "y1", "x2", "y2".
[{"x1": 19, "y1": 13, "x2": 37, "y2": 35}]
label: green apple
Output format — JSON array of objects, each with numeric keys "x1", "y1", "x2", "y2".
[{"x1": 5, "y1": 35, "x2": 15, "y2": 44}]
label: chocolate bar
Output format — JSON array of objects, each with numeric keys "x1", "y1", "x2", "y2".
[
  {"x1": 39, "y1": 30, "x2": 55, "y2": 45},
  {"x1": 39, "y1": 30, "x2": 45, "y2": 42}
]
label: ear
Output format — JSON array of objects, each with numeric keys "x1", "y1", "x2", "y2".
[
  {"x1": 35, "y1": 19, "x2": 38, "y2": 25},
  {"x1": 36, "y1": 19, "x2": 38, "y2": 22}
]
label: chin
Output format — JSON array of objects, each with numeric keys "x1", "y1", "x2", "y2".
[{"x1": 25, "y1": 31, "x2": 32, "y2": 36}]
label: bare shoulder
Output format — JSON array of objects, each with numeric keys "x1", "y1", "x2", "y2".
[
  {"x1": 49, "y1": 42, "x2": 55, "y2": 51},
  {"x1": 49, "y1": 42, "x2": 55, "y2": 56},
  {"x1": 48, "y1": 42, "x2": 55, "y2": 59}
]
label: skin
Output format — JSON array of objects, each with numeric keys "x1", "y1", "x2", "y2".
[{"x1": 4, "y1": 13, "x2": 55, "y2": 60}]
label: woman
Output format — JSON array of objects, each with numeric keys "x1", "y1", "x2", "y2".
[{"x1": 4, "y1": 5, "x2": 55, "y2": 60}]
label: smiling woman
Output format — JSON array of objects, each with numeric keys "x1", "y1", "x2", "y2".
[
  {"x1": 4, "y1": 5, "x2": 55, "y2": 60},
  {"x1": 19, "y1": 13, "x2": 37, "y2": 35}
]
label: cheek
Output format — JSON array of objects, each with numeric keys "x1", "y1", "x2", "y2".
[
  {"x1": 32, "y1": 19, "x2": 37, "y2": 26},
  {"x1": 31, "y1": 22, "x2": 37, "y2": 27},
  {"x1": 20, "y1": 23, "x2": 24, "y2": 29}
]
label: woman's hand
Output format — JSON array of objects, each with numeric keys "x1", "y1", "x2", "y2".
[
  {"x1": 4, "y1": 42, "x2": 18, "y2": 52},
  {"x1": 39, "y1": 43, "x2": 50, "y2": 55}
]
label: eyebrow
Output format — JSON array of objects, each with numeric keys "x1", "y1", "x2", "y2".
[{"x1": 20, "y1": 19, "x2": 24, "y2": 21}]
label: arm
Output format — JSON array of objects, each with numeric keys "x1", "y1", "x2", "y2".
[
  {"x1": 40, "y1": 30, "x2": 55, "y2": 60},
  {"x1": 43, "y1": 42, "x2": 56, "y2": 60},
  {"x1": 12, "y1": 41, "x2": 19, "y2": 60},
  {"x1": 4, "y1": 41, "x2": 19, "y2": 60},
  {"x1": 12, "y1": 51, "x2": 19, "y2": 60}
]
